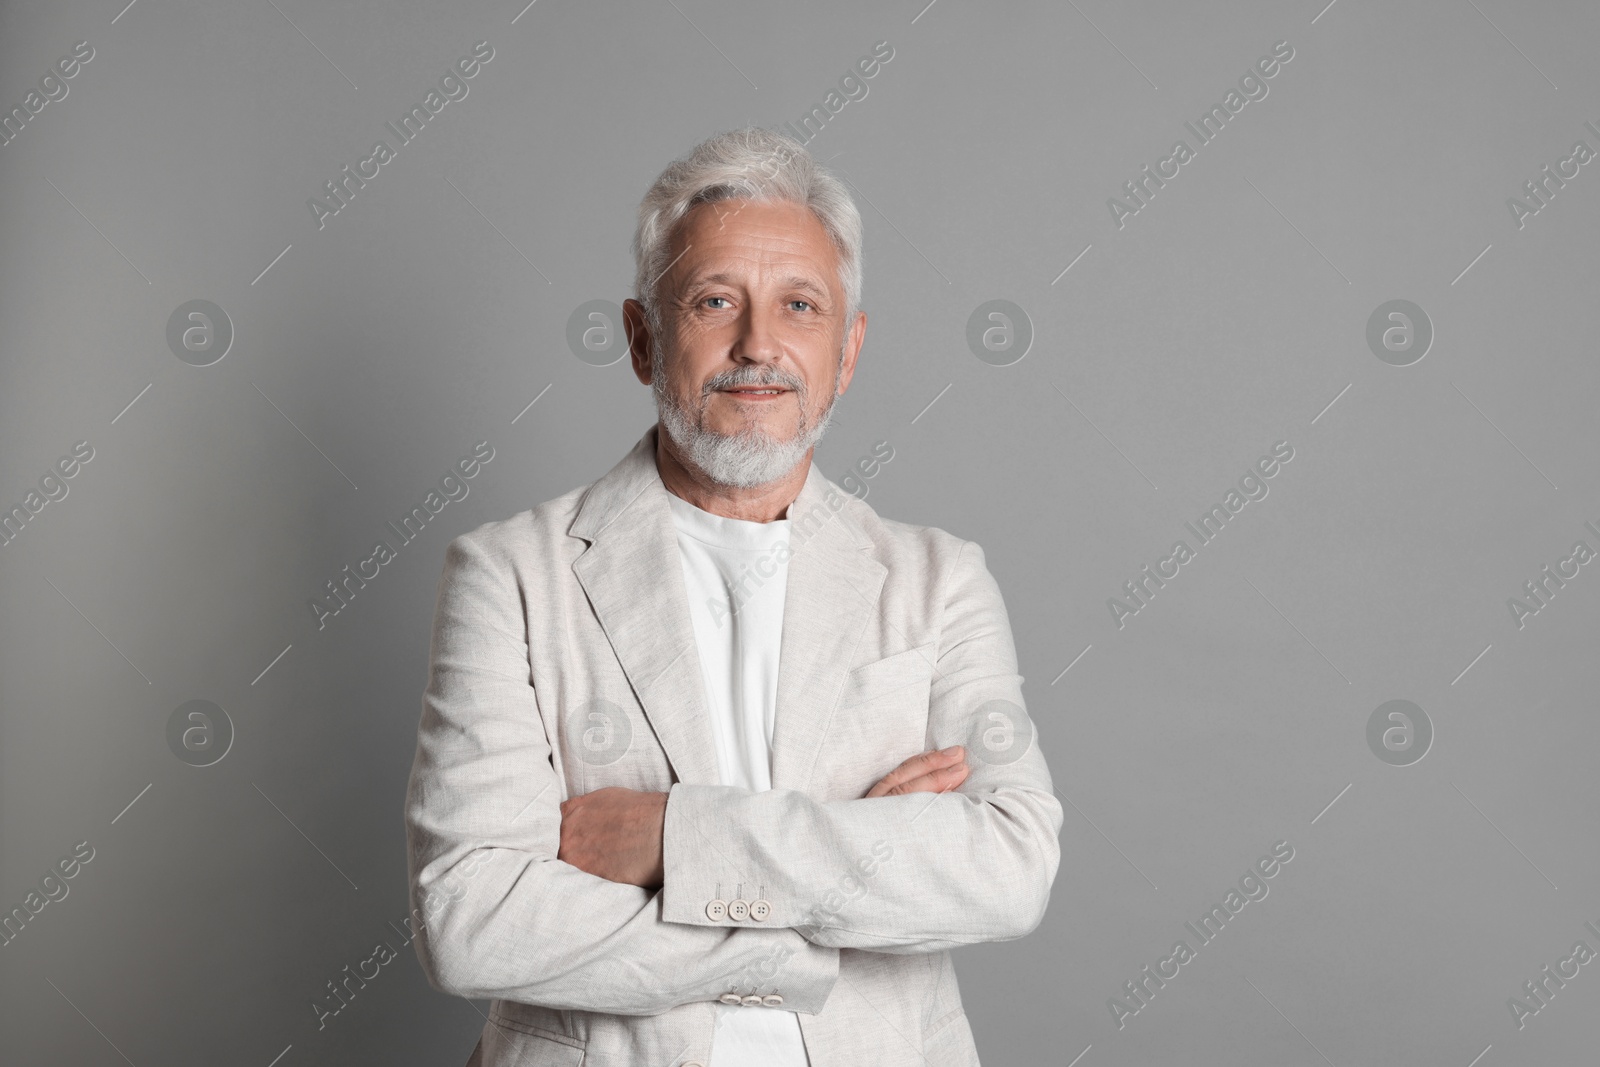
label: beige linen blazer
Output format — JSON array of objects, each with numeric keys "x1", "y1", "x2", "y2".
[{"x1": 404, "y1": 425, "x2": 1062, "y2": 1067}]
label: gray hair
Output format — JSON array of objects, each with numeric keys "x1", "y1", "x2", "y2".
[{"x1": 632, "y1": 126, "x2": 863, "y2": 336}]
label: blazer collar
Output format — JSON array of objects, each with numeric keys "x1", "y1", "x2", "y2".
[{"x1": 569, "y1": 424, "x2": 886, "y2": 792}]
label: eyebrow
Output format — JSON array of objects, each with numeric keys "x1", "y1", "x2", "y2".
[{"x1": 684, "y1": 272, "x2": 831, "y2": 302}]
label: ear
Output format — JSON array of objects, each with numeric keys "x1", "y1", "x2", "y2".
[
  {"x1": 834, "y1": 308, "x2": 867, "y2": 396},
  {"x1": 623, "y1": 299, "x2": 654, "y2": 386}
]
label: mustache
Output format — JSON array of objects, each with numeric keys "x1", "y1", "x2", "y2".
[{"x1": 702, "y1": 365, "x2": 806, "y2": 395}]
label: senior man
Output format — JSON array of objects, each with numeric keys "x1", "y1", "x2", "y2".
[{"x1": 404, "y1": 126, "x2": 1062, "y2": 1067}]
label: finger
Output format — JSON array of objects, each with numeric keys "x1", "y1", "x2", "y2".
[
  {"x1": 868, "y1": 747, "x2": 965, "y2": 795},
  {"x1": 882, "y1": 763, "x2": 968, "y2": 797},
  {"x1": 867, "y1": 758, "x2": 968, "y2": 798},
  {"x1": 911, "y1": 761, "x2": 970, "y2": 794},
  {"x1": 865, "y1": 755, "x2": 962, "y2": 798}
]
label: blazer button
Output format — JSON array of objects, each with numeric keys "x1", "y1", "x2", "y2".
[
  {"x1": 748, "y1": 899, "x2": 771, "y2": 921},
  {"x1": 727, "y1": 899, "x2": 749, "y2": 921},
  {"x1": 719, "y1": 993, "x2": 743, "y2": 1005},
  {"x1": 740, "y1": 995, "x2": 763, "y2": 1006},
  {"x1": 705, "y1": 899, "x2": 727, "y2": 921},
  {"x1": 762, "y1": 994, "x2": 784, "y2": 1007}
]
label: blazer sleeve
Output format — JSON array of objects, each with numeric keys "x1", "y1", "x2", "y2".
[
  {"x1": 659, "y1": 538, "x2": 1064, "y2": 954},
  {"x1": 404, "y1": 532, "x2": 841, "y2": 1014}
]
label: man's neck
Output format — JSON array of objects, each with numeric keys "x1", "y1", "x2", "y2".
[{"x1": 654, "y1": 424, "x2": 809, "y2": 523}]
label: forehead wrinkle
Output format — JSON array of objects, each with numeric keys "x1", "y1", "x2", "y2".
[{"x1": 663, "y1": 202, "x2": 846, "y2": 308}]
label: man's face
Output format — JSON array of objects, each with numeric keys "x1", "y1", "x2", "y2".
[{"x1": 626, "y1": 198, "x2": 865, "y2": 487}]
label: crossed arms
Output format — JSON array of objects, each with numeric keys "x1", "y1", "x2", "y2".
[
  {"x1": 554, "y1": 746, "x2": 975, "y2": 887},
  {"x1": 404, "y1": 532, "x2": 1062, "y2": 1016}
]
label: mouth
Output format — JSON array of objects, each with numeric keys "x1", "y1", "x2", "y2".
[{"x1": 718, "y1": 387, "x2": 791, "y2": 400}]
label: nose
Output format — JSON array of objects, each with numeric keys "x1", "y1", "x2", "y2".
[{"x1": 729, "y1": 300, "x2": 784, "y2": 368}]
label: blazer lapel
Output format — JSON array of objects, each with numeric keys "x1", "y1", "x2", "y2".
[
  {"x1": 571, "y1": 427, "x2": 721, "y2": 786},
  {"x1": 768, "y1": 467, "x2": 886, "y2": 794},
  {"x1": 569, "y1": 425, "x2": 886, "y2": 795}
]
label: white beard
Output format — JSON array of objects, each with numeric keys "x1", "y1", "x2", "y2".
[{"x1": 652, "y1": 342, "x2": 842, "y2": 490}]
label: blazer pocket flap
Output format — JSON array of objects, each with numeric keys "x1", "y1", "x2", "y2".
[
  {"x1": 484, "y1": 1007, "x2": 585, "y2": 1066},
  {"x1": 838, "y1": 644, "x2": 936, "y2": 708}
]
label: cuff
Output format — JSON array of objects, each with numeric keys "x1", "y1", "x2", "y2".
[
  {"x1": 704, "y1": 927, "x2": 840, "y2": 1015},
  {"x1": 662, "y1": 781, "x2": 757, "y2": 927}
]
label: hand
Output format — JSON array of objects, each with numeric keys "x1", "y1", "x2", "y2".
[
  {"x1": 864, "y1": 746, "x2": 968, "y2": 799},
  {"x1": 557, "y1": 787, "x2": 668, "y2": 888}
]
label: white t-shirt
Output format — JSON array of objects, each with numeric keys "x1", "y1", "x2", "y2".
[{"x1": 666, "y1": 491, "x2": 809, "y2": 1067}]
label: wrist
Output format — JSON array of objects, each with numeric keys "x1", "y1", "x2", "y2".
[{"x1": 649, "y1": 790, "x2": 669, "y2": 888}]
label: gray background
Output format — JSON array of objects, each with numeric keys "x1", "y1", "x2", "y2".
[{"x1": 1, "y1": 0, "x2": 1597, "y2": 1064}]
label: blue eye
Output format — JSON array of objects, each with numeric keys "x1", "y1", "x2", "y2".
[
  {"x1": 705, "y1": 297, "x2": 729, "y2": 309},
  {"x1": 790, "y1": 300, "x2": 812, "y2": 312}
]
